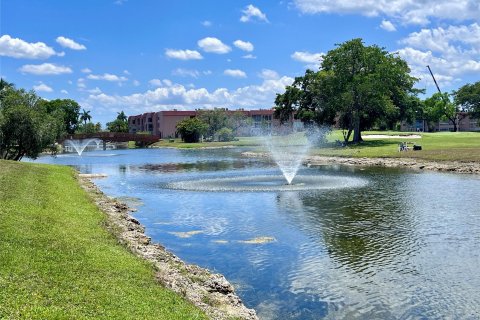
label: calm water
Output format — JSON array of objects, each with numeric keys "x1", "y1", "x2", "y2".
[{"x1": 31, "y1": 148, "x2": 480, "y2": 319}]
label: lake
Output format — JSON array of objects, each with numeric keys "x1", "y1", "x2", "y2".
[{"x1": 31, "y1": 148, "x2": 480, "y2": 319}]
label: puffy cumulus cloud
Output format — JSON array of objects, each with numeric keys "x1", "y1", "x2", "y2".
[
  {"x1": 224, "y1": 69, "x2": 247, "y2": 78},
  {"x1": 165, "y1": 49, "x2": 203, "y2": 60},
  {"x1": 242, "y1": 54, "x2": 257, "y2": 59},
  {"x1": 84, "y1": 76, "x2": 294, "y2": 114},
  {"x1": 56, "y1": 36, "x2": 86, "y2": 50},
  {"x1": 202, "y1": 20, "x2": 212, "y2": 27},
  {"x1": 380, "y1": 20, "x2": 396, "y2": 32},
  {"x1": 240, "y1": 4, "x2": 269, "y2": 23},
  {"x1": 87, "y1": 73, "x2": 128, "y2": 82},
  {"x1": 33, "y1": 83, "x2": 53, "y2": 92},
  {"x1": 19, "y1": 63, "x2": 73, "y2": 75},
  {"x1": 293, "y1": 0, "x2": 480, "y2": 25},
  {"x1": 259, "y1": 69, "x2": 279, "y2": 80},
  {"x1": 233, "y1": 40, "x2": 254, "y2": 52},
  {"x1": 149, "y1": 79, "x2": 175, "y2": 87},
  {"x1": 0, "y1": 35, "x2": 58, "y2": 59},
  {"x1": 61, "y1": 89, "x2": 69, "y2": 94},
  {"x1": 291, "y1": 51, "x2": 324, "y2": 64},
  {"x1": 397, "y1": 23, "x2": 480, "y2": 87},
  {"x1": 198, "y1": 37, "x2": 231, "y2": 54},
  {"x1": 81, "y1": 68, "x2": 92, "y2": 73}
]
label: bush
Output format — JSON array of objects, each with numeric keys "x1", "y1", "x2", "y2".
[{"x1": 216, "y1": 127, "x2": 234, "y2": 142}]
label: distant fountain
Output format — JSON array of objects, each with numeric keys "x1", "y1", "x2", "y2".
[{"x1": 64, "y1": 138, "x2": 101, "y2": 156}]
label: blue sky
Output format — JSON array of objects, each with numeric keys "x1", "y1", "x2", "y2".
[{"x1": 1, "y1": 0, "x2": 479, "y2": 124}]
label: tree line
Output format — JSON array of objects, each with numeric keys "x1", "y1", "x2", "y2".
[
  {"x1": 0, "y1": 79, "x2": 130, "y2": 160},
  {"x1": 274, "y1": 38, "x2": 480, "y2": 143}
]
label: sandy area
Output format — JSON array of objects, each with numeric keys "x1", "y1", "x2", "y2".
[{"x1": 363, "y1": 134, "x2": 421, "y2": 139}]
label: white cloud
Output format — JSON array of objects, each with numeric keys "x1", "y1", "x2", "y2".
[
  {"x1": 172, "y1": 68, "x2": 201, "y2": 78},
  {"x1": 259, "y1": 69, "x2": 279, "y2": 80},
  {"x1": 165, "y1": 49, "x2": 203, "y2": 60},
  {"x1": 240, "y1": 4, "x2": 269, "y2": 23},
  {"x1": 33, "y1": 83, "x2": 53, "y2": 92},
  {"x1": 0, "y1": 35, "x2": 58, "y2": 59},
  {"x1": 56, "y1": 36, "x2": 86, "y2": 50},
  {"x1": 293, "y1": 0, "x2": 480, "y2": 25},
  {"x1": 87, "y1": 87, "x2": 102, "y2": 94},
  {"x1": 77, "y1": 78, "x2": 86, "y2": 89},
  {"x1": 380, "y1": 20, "x2": 397, "y2": 32},
  {"x1": 198, "y1": 37, "x2": 231, "y2": 54},
  {"x1": 84, "y1": 76, "x2": 294, "y2": 113},
  {"x1": 202, "y1": 20, "x2": 212, "y2": 27},
  {"x1": 87, "y1": 73, "x2": 128, "y2": 82},
  {"x1": 123, "y1": 69, "x2": 130, "y2": 75},
  {"x1": 242, "y1": 54, "x2": 257, "y2": 59},
  {"x1": 19, "y1": 63, "x2": 73, "y2": 75},
  {"x1": 81, "y1": 68, "x2": 92, "y2": 73},
  {"x1": 291, "y1": 51, "x2": 324, "y2": 64},
  {"x1": 149, "y1": 79, "x2": 174, "y2": 87},
  {"x1": 224, "y1": 69, "x2": 247, "y2": 78},
  {"x1": 233, "y1": 40, "x2": 254, "y2": 52},
  {"x1": 61, "y1": 89, "x2": 68, "y2": 94},
  {"x1": 133, "y1": 80, "x2": 140, "y2": 86},
  {"x1": 397, "y1": 23, "x2": 480, "y2": 88}
]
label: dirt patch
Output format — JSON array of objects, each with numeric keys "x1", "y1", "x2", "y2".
[{"x1": 78, "y1": 176, "x2": 257, "y2": 320}]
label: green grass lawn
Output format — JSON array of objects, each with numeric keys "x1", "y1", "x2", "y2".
[
  {"x1": 0, "y1": 160, "x2": 206, "y2": 319},
  {"x1": 315, "y1": 130, "x2": 480, "y2": 161},
  {"x1": 151, "y1": 131, "x2": 480, "y2": 162}
]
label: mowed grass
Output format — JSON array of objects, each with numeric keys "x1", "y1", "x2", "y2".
[
  {"x1": 152, "y1": 130, "x2": 480, "y2": 162},
  {"x1": 0, "y1": 161, "x2": 206, "y2": 320},
  {"x1": 316, "y1": 130, "x2": 480, "y2": 161}
]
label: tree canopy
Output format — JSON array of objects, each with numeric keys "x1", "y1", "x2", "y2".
[
  {"x1": 274, "y1": 38, "x2": 421, "y2": 143},
  {"x1": 0, "y1": 83, "x2": 64, "y2": 160},
  {"x1": 176, "y1": 117, "x2": 208, "y2": 143},
  {"x1": 107, "y1": 111, "x2": 129, "y2": 132},
  {"x1": 454, "y1": 81, "x2": 480, "y2": 120},
  {"x1": 39, "y1": 99, "x2": 81, "y2": 134}
]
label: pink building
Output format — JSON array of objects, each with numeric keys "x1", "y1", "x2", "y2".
[{"x1": 128, "y1": 109, "x2": 280, "y2": 138}]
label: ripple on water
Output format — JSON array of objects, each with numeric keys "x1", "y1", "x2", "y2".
[{"x1": 164, "y1": 174, "x2": 368, "y2": 192}]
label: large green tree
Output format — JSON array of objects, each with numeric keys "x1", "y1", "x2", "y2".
[
  {"x1": 176, "y1": 117, "x2": 208, "y2": 143},
  {"x1": 454, "y1": 81, "x2": 480, "y2": 120},
  {"x1": 0, "y1": 85, "x2": 64, "y2": 160},
  {"x1": 275, "y1": 39, "x2": 420, "y2": 143},
  {"x1": 39, "y1": 99, "x2": 81, "y2": 134}
]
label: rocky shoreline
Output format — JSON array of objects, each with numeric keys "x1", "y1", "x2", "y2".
[
  {"x1": 242, "y1": 152, "x2": 480, "y2": 174},
  {"x1": 78, "y1": 176, "x2": 257, "y2": 320}
]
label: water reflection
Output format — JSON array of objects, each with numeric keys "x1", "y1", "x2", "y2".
[{"x1": 28, "y1": 148, "x2": 480, "y2": 319}]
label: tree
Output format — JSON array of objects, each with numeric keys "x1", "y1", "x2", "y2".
[
  {"x1": 0, "y1": 85, "x2": 64, "y2": 160},
  {"x1": 454, "y1": 81, "x2": 480, "y2": 120},
  {"x1": 275, "y1": 39, "x2": 420, "y2": 143},
  {"x1": 79, "y1": 108, "x2": 92, "y2": 125},
  {"x1": 39, "y1": 99, "x2": 81, "y2": 134},
  {"x1": 217, "y1": 127, "x2": 234, "y2": 142},
  {"x1": 197, "y1": 109, "x2": 230, "y2": 140},
  {"x1": 176, "y1": 117, "x2": 208, "y2": 143},
  {"x1": 424, "y1": 92, "x2": 457, "y2": 131},
  {"x1": 106, "y1": 110, "x2": 129, "y2": 132},
  {"x1": 77, "y1": 122, "x2": 102, "y2": 134}
]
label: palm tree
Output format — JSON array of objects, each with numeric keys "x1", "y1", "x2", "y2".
[
  {"x1": 117, "y1": 110, "x2": 127, "y2": 122},
  {"x1": 79, "y1": 109, "x2": 92, "y2": 125}
]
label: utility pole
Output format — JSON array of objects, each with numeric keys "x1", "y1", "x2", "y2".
[{"x1": 426, "y1": 65, "x2": 442, "y2": 94}]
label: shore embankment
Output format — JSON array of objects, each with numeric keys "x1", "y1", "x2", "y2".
[
  {"x1": 79, "y1": 176, "x2": 257, "y2": 320},
  {"x1": 243, "y1": 152, "x2": 480, "y2": 174},
  {"x1": 0, "y1": 160, "x2": 256, "y2": 320}
]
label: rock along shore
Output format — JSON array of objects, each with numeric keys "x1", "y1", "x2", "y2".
[
  {"x1": 78, "y1": 176, "x2": 257, "y2": 320},
  {"x1": 242, "y1": 152, "x2": 480, "y2": 174}
]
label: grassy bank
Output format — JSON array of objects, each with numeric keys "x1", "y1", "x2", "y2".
[
  {"x1": 0, "y1": 160, "x2": 206, "y2": 319},
  {"x1": 152, "y1": 131, "x2": 480, "y2": 162},
  {"x1": 316, "y1": 131, "x2": 480, "y2": 161}
]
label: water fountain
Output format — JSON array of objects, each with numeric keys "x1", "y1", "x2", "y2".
[{"x1": 64, "y1": 138, "x2": 101, "y2": 156}]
